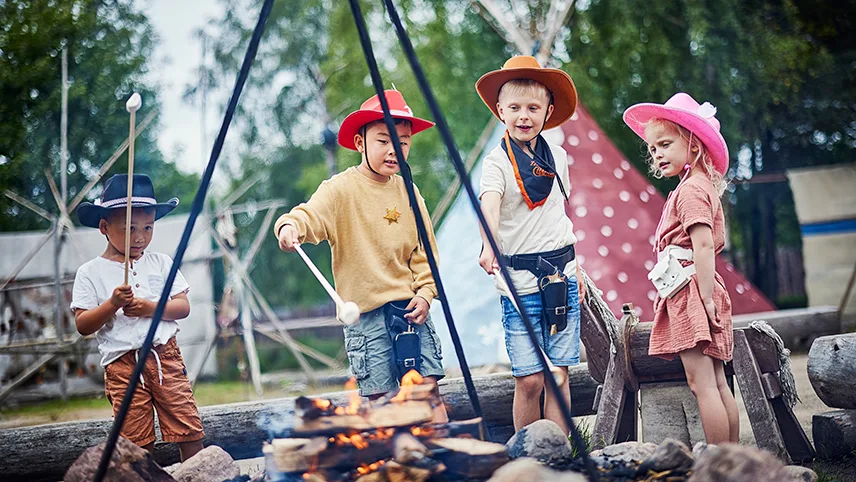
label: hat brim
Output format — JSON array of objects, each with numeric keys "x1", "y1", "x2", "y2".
[
  {"x1": 475, "y1": 67, "x2": 578, "y2": 130},
  {"x1": 337, "y1": 111, "x2": 435, "y2": 151},
  {"x1": 77, "y1": 198, "x2": 179, "y2": 228},
  {"x1": 623, "y1": 104, "x2": 729, "y2": 175}
]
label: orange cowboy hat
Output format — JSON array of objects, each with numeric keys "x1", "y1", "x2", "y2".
[
  {"x1": 475, "y1": 56, "x2": 578, "y2": 130},
  {"x1": 337, "y1": 90, "x2": 435, "y2": 151}
]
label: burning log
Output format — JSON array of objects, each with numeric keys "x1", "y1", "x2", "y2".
[
  {"x1": 392, "y1": 432, "x2": 430, "y2": 464},
  {"x1": 294, "y1": 400, "x2": 435, "y2": 436},
  {"x1": 426, "y1": 438, "x2": 509, "y2": 479}
]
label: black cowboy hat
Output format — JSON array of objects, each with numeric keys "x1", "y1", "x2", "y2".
[{"x1": 77, "y1": 174, "x2": 179, "y2": 228}]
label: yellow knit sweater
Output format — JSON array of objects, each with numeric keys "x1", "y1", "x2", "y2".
[{"x1": 273, "y1": 167, "x2": 439, "y2": 313}]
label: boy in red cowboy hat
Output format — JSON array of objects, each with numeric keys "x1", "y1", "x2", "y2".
[
  {"x1": 475, "y1": 56, "x2": 584, "y2": 433},
  {"x1": 275, "y1": 90, "x2": 447, "y2": 422},
  {"x1": 71, "y1": 174, "x2": 204, "y2": 459},
  {"x1": 624, "y1": 93, "x2": 738, "y2": 444}
]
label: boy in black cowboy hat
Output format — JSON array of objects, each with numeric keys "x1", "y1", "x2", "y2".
[{"x1": 71, "y1": 174, "x2": 204, "y2": 460}]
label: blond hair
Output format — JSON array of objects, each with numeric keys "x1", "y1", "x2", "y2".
[
  {"x1": 644, "y1": 118, "x2": 727, "y2": 196},
  {"x1": 498, "y1": 79, "x2": 552, "y2": 104}
]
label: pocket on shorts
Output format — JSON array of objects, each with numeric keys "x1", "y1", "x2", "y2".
[{"x1": 345, "y1": 334, "x2": 369, "y2": 380}]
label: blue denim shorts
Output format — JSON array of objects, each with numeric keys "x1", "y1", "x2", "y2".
[
  {"x1": 500, "y1": 276, "x2": 581, "y2": 377},
  {"x1": 343, "y1": 305, "x2": 445, "y2": 396}
]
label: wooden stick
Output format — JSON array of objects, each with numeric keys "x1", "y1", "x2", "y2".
[
  {"x1": 123, "y1": 93, "x2": 141, "y2": 284},
  {"x1": 294, "y1": 244, "x2": 345, "y2": 306}
]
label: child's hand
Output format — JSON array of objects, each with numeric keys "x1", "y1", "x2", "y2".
[
  {"x1": 110, "y1": 284, "x2": 134, "y2": 309},
  {"x1": 124, "y1": 298, "x2": 155, "y2": 318},
  {"x1": 576, "y1": 264, "x2": 586, "y2": 303},
  {"x1": 478, "y1": 246, "x2": 499, "y2": 275},
  {"x1": 404, "y1": 296, "x2": 430, "y2": 324},
  {"x1": 704, "y1": 298, "x2": 723, "y2": 333},
  {"x1": 278, "y1": 224, "x2": 299, "y2": 252}
]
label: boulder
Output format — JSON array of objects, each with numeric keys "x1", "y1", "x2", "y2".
[
  {"x1": 689, "y1": 443, "x2": 785, "y2": 482},
  {"x1": 64, "y1": 436, "x2": 176, "y2": 482},
  {"x1": 487, "y1": 458, "x2": 586, "y2": 482},
  {"x1": 506, "y1": 420, "x2": 574, "y2": 468},
  {"x1": 639, "y1": 438, "x2": 694, "y2": 473},
  {"x1": 170, "y1": 445, "x2": 240, "y2": 482}
]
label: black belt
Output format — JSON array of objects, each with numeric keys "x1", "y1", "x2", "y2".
[{"x1": 502, "y1": 244, "x2": 575, "y2": 279}]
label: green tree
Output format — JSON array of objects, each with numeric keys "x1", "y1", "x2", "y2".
[{"x1": 0, "y1": 0, "x2": 199, "y2": 233}]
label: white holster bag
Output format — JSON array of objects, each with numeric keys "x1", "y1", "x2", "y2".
[{"x1": 648, "y1": 246, "x2": 696, "y2": 299}]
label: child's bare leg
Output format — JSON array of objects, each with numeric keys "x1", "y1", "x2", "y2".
[
  {"x1": 714, "y1": 361, "x2": 739, "y2": 442},
  {"x1": 680, "y1": 346, "x2": 730, "y2": 444},
  {"x1": 513, "y1": 372, "x2": 544, "y2": 431},
  {"x1": 423, "y1": 376, "x2": 448, "y2": 423},
  {"x1": 178, "y1": 440, "x2": 204, "y2": 461},
  {"x1": 543, "y1": 366, "x2": 570, "y2": 433}
]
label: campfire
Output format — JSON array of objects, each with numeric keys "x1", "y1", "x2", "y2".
[{"x1": 264, "y1": 370, "x2": 509, "y2": 481}]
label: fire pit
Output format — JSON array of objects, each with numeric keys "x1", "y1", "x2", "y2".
[{"x1": 263, "y1": 371, "x2": 509, "y2": 481}]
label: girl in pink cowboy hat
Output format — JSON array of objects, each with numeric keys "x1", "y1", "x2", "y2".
[{"x1": 623, "y1": 93, "x2": 738, "y2": 444}]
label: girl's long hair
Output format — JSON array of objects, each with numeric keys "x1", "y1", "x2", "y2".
[{"x1": 644, "y1": 118, "x2": 727, "y2": 196}]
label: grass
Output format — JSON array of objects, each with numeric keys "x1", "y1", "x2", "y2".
[
  {"x1": 0, "y1": 378, "x2": 347, "y2": 429},
  {"x1": 569, "y1": 418, "x2": 594, "y2": 459}
]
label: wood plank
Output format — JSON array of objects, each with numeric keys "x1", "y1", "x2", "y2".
[
  {"x1": 293, "y1": 400, "x2": 434, "y2": 436},
  {"x1": 591, "y1": 355, "x2": 628, "y2": 450},
  {"x1": 808, "y1": 333, "x2": 856, "y2": 409},
  {"x1": 425, "y1": 438, "x2": 509, "y2": 479},
  {"x1": 580, "y1": 302, "x2": 611, "y2": 383},
  {"x1": 770, "y1": 397, "x2": 815, "y2": 463},
  {"x1": 732, "y1": 330, "x2": 790, "y2": 463}
]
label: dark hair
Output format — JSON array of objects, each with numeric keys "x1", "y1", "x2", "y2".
[{"x1": 358, "y1": 118, "x2": 413, "y2": 139}]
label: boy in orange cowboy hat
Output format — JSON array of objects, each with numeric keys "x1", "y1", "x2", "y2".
[
  {"x1": 475, "y1": 56, "x2": 584, "y2": 433},
  {"x1": 275, "y1": 90, "x2": 447, "y2": 422}
]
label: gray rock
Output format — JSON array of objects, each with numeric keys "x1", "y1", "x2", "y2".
[
  {"x1": 780, "y1": 465, "x2": 818, "y2": 482},
  {"x1": 506, "y1": 420, "x2": 574, "y2": 468},
  {"x1": 689, "y1": 443, "x2": 785, "y2": 482},
  {"x1": 487, "y1": 458, "x2": 587, "y2": 482},
  {"x1": 170, "y1": 445, "x2": 240, "y2": 482},
  {"x1": 641, "y1": 438, "x2": 694, "y2": 472},
  {"x1": 64, "y1": 436, "x2": 176, "y2": 482},
  {"x1": 590, "y1": 441, "x2": 658, "y2": 464},
  {"x1": 692, "y1": 441, "x2": 715, "y2": 458}
]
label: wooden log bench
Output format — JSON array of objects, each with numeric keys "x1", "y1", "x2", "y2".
[
  {"x1": 588, "y1": 303, "x2": 814, "y2": 464},
  {"x1": 808, "y1": 333, "x2": 856, "y2": 459}
]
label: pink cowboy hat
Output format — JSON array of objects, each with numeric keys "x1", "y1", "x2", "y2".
[
  {"x1": 338, "y1": 90, "x2": 434, "y2": 151},
  {"x1": 623, "y1": 92, "x2": 729, "y2": 175}
]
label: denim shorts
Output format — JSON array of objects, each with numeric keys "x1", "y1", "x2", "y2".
[
  {"x1": 500, "y1": 276, "x2": 581, "y2": 377},
  {"x1": 343, "y1": 305, "x2": 445, "y2": 396}
]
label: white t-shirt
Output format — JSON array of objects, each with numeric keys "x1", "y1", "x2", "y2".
[
  {"x1": 70, "y1": 251, "x2": 190, "y2": 367},
  {"x1": 479, "y1": 141, "x2": 578, "y2": 295}
]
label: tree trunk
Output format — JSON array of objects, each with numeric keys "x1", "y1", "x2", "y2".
[{"x1": 813, "y1": 410, "x2": 856, "y2": 459}]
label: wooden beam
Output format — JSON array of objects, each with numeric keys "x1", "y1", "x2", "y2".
[
  {"x1": 475, "y1": 0, "x2": 533, "y2": 54},
  {"x1": 4, "y1": 190, "x2": 55, "y2": 222}
]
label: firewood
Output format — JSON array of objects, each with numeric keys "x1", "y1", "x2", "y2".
[
  {"x1": 271, "y1": 434, "x2": 392, "y2": 474},
  {"x1": 426, "y1": 438, "x2": 509, "y2": 478},
  {"x1": 392, "y1": 433, "x2": 429, "y2": 464},
  {"x1": 294, "y1": 400, "x2": 434, "y2": 436},
  {"x1": 384, "y1": 460, "x2": 432, "y2": 482},
  {"x1": 808, "y1": 334, "x2": 856, "y2": 409}
]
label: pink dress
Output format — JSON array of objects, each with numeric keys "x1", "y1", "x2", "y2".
[{"x1": 649, "y1": 175, "x2": 733, "y2": 361}]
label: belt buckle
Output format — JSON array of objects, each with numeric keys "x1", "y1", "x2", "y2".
[
  {"x1": 555, "y1": 306, "x2": 566, "y2": 316},
  {"x1": 404, "y1": 358, "x2": 416, "y2": 368}
]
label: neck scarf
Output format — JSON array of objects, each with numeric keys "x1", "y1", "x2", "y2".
[{"x1": 501, "y1": 132, "x2": 566, "y2": 209}]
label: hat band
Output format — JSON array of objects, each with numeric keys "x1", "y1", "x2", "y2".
[{"x1": 100, "y1": 196, "x2": 157, "y2": 208}]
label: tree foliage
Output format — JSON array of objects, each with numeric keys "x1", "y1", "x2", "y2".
[{"x1": 0, "y1": 0, "x2": 199, "y2": 233}]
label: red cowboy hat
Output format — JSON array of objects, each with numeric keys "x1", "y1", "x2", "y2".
[{"x1": 337, "y1": 90, "x2": 435, "y2": 151}]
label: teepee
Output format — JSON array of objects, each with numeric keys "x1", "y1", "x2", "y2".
[{"x1": 429, "y1": 1, "x2": 775, "y2": 367}]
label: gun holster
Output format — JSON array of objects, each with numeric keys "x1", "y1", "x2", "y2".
[{"x1": 384, "y1": 301, "x2": 422, "y2": 380}]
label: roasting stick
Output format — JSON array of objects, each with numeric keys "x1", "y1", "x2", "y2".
[
  {"x1": 294, "y1": 244, "x2": 360, "y2": 325},
  {"x1": 123, "y1": 93, "x2": 142, "y2": 284}
]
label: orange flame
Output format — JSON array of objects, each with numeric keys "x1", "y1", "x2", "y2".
[
  {"x1": 335, "y1": 433, "x2": 369, "y2": 450},
  {"x1": 344, "y1": 377, "x2": 361, "y2": 414},
  {"x1": 390, "y1": 370, "x2": 423, "y2": 402},
  {"x1": 313, "y1": 398, "x2": 332, "y2": 410},
  {"x1": 356, "y1": 459, "x2": 385, "y2": 475},
  {"x1": 411, "y1": 426, "x2": 434, "y2": 437}
]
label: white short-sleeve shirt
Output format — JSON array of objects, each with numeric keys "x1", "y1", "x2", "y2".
[
  {"x1": 479, "y1": 141, "x2": 578, "y2": 295},
  {"x1": 71, "y1": 251, "x2": 190, "y2": 367}
]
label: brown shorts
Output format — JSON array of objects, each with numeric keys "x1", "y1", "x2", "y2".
[{"x1": 104, "y1": 337, "x2": 205, "y2": 446}]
